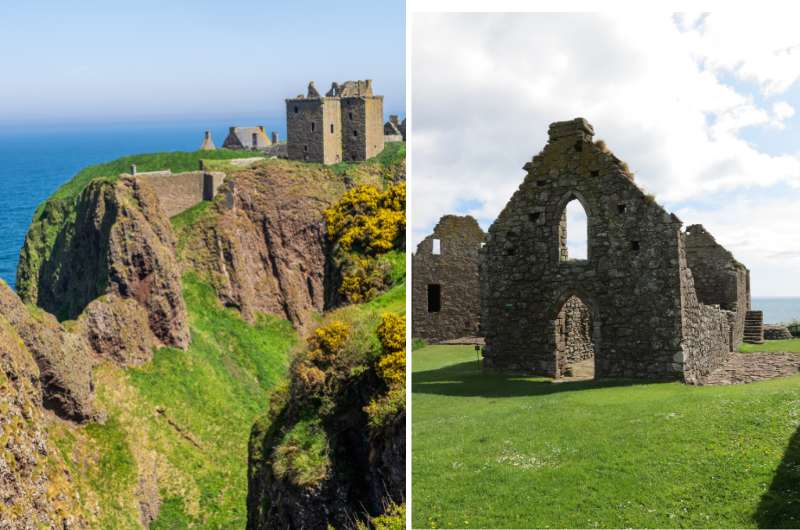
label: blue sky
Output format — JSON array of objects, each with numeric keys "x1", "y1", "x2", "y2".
[
  {"x1": 0, "y1": 0, "x2": 405, "y2": 125},
  {"x1": 412, "y1": 13, "x2": 800, "y2": 297}
]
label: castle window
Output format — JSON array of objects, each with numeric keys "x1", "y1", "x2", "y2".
[
  {"x1": 536, "y1": 179, "x2": 547, "y2": 186},
  {"x1": 311, "y1": 122, "x2": 315, "y2": 132},
  {"x1": 252, "y1": 133, "x2": 257, "y2": 146},
  {"x1": 574, "y1": 141, "x2": 583, "y2": 152},
  {"x1": 631, "y1": 240, "x2": 640, "y2": 252},
  {"x1": 353, "y1": 130, "x2": 358, "y2": 137},
  {"x1": 427, "y1": 284, "x2": 441, "y2": 313},
  {"x1": 591, "y1": 170, "x2": 599, "y2": 177},
  {"x1": 330, "y1": 123, "x2": 334, "y2": 134},
  {"x1": 559, "y1": 197, "x2": 588, "y2": 261},
  {"x1": 432, "y1": 239, "x2": 441, "y2": 255},
  {"x1": 528, "y1": 212, "x2": 541, "y2": 223},
  {"x1": 348, "y1": 112, "x2": 353, "y2": 120},
  {"x1": 294, "y1": 106, "x2": 298, "y2": 113},
  {"x1": 617, "y1": 203, "x2": 627, "y2": 213},
  {"x1": 303, "y1": 145, "x2": 308, "y2": 152}
]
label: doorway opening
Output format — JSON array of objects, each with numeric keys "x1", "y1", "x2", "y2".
[{"x1": 554, "y1": 295, "x2": 595, "y2": 379}]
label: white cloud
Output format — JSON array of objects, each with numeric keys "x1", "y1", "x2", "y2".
[{"x1": 411, "y1": 13, "x2": 800, "y2": 294}]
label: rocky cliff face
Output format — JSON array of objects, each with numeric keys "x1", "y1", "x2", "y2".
[
  {"x1": 246, "y1": 379, "x2": 405, "y2": 529},
  {"x1": 0, "y1": 312, "x2": 87, "y2": 528},
  {"x1": 0, "y1": 281, "x2": 96, "y2": 422},
  {"x1": 17, "y1": 177, "x2": 189, "y2": 350},
  {"x1": 178, "y1": 162, "x2": 348, "y2": 329}
]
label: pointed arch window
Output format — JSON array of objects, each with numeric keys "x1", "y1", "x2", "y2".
[{"x1": 559, "y1": 195, "x2": 589, "y2": 261}]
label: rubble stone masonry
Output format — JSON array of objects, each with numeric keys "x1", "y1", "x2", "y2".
[
  {"x1": 412, "y1": 215, "x2": 485, "y2": 342},
  {"x1": 480, "y1": 118, "x2": 744, "y2": 382}
]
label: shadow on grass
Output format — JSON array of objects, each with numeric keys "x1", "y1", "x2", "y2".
[
  {"x1": 412, "y1": 360, "x2": 658, "y2": 398},
  {"x1": 755, "y1": 424, "x2": 800, "y2": 528}
]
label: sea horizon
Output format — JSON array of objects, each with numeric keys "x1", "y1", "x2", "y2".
[{"x1": 0, "y1": 117, "x2": 286, "y2": 289}]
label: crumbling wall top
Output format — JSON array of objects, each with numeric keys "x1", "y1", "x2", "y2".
[{"x1": 548, "y1": 117, "x2": 595, "y2": 142}]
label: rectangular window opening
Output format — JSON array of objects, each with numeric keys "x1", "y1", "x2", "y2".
[
  {"x1": 427, "y1": 284, "x2": 441, "y2": 313},
  {"x1": 618, "y1": 203, "x2": 627, "y2": 213},
  {"x1": 528, "y1": 212, "x2": 541, "y2": 223},
  {"x1": 311, "y1": 122, "x2": 315, "y2": 132},
  {"x1": 330, "y1": 123, "x2": 334, "y2": 134},
  {"x1": 631, "y1": 240, "x2": 640, "y2": 252},
  {"x1": 432, "y1": 239, "x2": 441, "y2": 255},
  {"x1": 591, "y1": 170, "x2": 599, "y2": 177}
]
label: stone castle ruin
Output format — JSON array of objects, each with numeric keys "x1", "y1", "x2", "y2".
[
  {"x1": 286, "y1": 80, "x2": 385, "y2": 164},
  {"x1": 412, "y1": 215, "x2": 485, "y2": 342},
  {"x1": 414, "y1": 118, "x2": 755, "y2": 384},
  {"x1": 384, "y1": 115, "x2": 405, "y2": 142}
]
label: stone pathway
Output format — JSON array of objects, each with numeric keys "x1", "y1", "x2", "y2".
[
  {"x1": 556, "y1": 358, "x2": 595, "y2": 382},
  {"x1": 437, "y1": 336, "x2": 485, "y2": 346},
  {"x1": 701, "y1": 351, "x2": 800, "y2": 385}
]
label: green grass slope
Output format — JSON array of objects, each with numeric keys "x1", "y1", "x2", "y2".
[
  {"x1": 38, "y1": 150, "x2": 259, "y2": 217},
  {"x1": 51, "y1": 272, "x2": 297, "y2": 529},
  {"x1": 740, "y1": 338, "x2": 800, "y2": 353},
  {"x1": 412, "y1": 345, "x2": 800, "y2": 529}
]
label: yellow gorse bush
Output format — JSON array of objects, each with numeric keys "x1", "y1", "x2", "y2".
[
  {"x1": 324, "y1": 182, "x2": 405, "y2": 256},
  {"x1": 376, "y1": 313, "x2": 405, "y2": 388}
]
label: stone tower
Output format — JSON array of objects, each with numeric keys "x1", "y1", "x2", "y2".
[
  {"x1": 286, "y1": 80, "x2": 385, "y2": 164},
  {"x1": 331, "y1": 80, "x2": 385, "y2": 161},
  {"x1": 286, "y1": 82, "x2": 342, "y2": 164}
]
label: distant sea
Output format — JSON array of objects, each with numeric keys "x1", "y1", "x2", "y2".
[
  {"x1": 752, "y1": 298, "x2": 800, "y2": 325},
  {"x1": 0, "y1": 118, "x2": 284, "y2": 289}
]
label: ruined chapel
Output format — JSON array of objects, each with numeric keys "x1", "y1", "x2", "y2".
[{"x1": 413, "y1": 118, "x2": 753, "y2": 384}]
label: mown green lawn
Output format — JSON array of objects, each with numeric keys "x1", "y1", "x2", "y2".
[
  {"x1": 741, "y1": 338, "x2": 800, "y2": 353},
  {"x1": 412, "y1": 345, "x2": 800, "y2": 529}
]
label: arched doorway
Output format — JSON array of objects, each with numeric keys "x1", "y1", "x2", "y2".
[{"x1": 553, "y1": 294, "x2": 595, "y2": 379}]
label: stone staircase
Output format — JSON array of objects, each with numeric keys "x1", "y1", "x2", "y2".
[{"x1": 743, "y1": 310, "x2": 764, "y2": 344}]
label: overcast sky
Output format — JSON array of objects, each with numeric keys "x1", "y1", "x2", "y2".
[
  {"x1": 0, "y1": 0, "x2": 405, "y2": 125},
  {"x1": 412, "y1": 12, "x2": 800, "y2": 297}
]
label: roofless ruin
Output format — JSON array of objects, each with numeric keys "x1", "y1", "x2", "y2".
[{"x1": 413, "y1": 118, "x2": 759, "y2": 384}]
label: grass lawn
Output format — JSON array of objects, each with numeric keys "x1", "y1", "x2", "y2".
[
  {"x1": 412, "y1": 345, "x2": 800, "y2": 529},
  {"x1": 741, "y1": 338, "x2": 800, "y2": 353}
]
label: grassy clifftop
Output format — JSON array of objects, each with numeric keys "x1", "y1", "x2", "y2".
[{"x1": 12, "y1": 143, "x2": 406, "y2": 528}]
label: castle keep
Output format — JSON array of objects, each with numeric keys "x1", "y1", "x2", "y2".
[
  {"x1": 412, "y1": 215, "x2": 485, "y2": 342},
  {"x1": 286, "y1": 80, "x2": 385, "y2": 164},
  {"x1": 478, "y1": 118, "x2": 750, "y2": 383}
]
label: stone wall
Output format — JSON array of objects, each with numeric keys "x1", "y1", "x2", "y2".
[
  {"x1": 412, "y1": 215, "x2": 485, "y2": 342},
  {"x1": 286, "y1": 97, "x2": 342, "y2": 164},
  {"x1": 341, "y1": 96, "x2": 384, "y2": 161},
  {"x1": 764, "y1": 325, "x2": 793, "y2": 340},
  {"x1": 481, "y1": 119, "x2": 690, "y2": 380},
  {"x1": 678, "y1": 232, "x2": 734, "y2": 383},
  {"x1": 555, "y1": 296, "x2": 594, "y2": 374},
  {"x1": 135, "y1": 171, "x2": 225, "y2": 218},
  {"x1": 479, "y1": 118, "x2": 746, "y2": 381},
  {"x1": 684, "y1": 223, "x2": 750, "y2": 349}
]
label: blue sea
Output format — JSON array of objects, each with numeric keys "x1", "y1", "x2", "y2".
[
  {"x1": 0, "y1": 118, "x2": 284, "y2": 289},
  {"x1": 752, "y1": 298, "x2": 800, "y2": 325}
]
